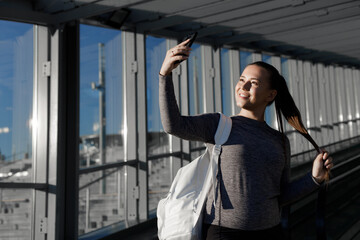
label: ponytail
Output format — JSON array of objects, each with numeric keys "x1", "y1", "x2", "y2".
[{"x1": 250, "y1": 61, "x2": 329, "y2": 182}]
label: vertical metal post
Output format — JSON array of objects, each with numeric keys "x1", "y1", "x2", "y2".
[
  {"x1": 229, "y1": 50, "x2": 240, "y2": 115},
  {"x1": 297, "y1": 60, "x2": 307, "y2": 158},
  {"x1": 328, "y1": 66, "x2": 340, "y2": 150},
  {"x1": 271, "y1": 56, "x2": 281, "y2": 130},
  {"x1": 33, "y1": 25, "x2": 49, "y2": 240},
  {"x1": 98, "y1": 43, "x2": 107, "y2": 194},
  {"x1": 202, "y1": 45, "x2": 214, "y2": 113},
  {"x1": 213, "y1": 48, "x2": 222, "y2": 113},
  {"x1": 122, "y1": 31, "x2": 138, "y2": 223},
  {"x1": 193, "y1": 56, "x2": 199, "y2": 114},
  {"x1": 136, "y1": 33, "x2": 148, "y2": 220},
  {"x1": 117, "y1": 169, "x2": 122, "y2": 215},
  {"x1": 180, "y1": 50, "x2": 190, "y2": 167},
  {"x1": 85, "y1": 188, "x2": 90, "y2": 231},
  {"x1": 167, "y1": 39, "x2": 181, "y2": 181},
  {"x1": 56, "y1": 21, "x2": 80, "y2": 239}
]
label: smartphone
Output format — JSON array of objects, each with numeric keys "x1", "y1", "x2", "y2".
[{"x1": 175, "y1": 32, "x2": 198, "y2": 64}]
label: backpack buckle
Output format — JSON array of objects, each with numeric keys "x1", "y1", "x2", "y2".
[{"x1": 213, "y1": 145, "x2": 221, "y2": 154}]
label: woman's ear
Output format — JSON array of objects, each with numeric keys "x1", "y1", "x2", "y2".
[{"x1": 267, "y1": 89, "x2": 277, "y2": 102}]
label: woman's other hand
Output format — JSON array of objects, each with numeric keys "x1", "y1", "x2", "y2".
[
  {"x1": 159, "y1": 39, "x2": 191, "y2": 76},
  {"x1": 312, "y1": 150, "x2": 333, "y2": 184}
]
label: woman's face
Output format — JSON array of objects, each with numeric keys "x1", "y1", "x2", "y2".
[{"x1": 235, "y1": 65, "x2": 276, "y2": 111}]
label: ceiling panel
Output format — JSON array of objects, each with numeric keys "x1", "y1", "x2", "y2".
[{"x1": 0, "y1": 0, "x2": 359, "y2": 67}]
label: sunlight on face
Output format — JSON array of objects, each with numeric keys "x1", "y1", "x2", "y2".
[{"x1": 234, "y1": 65, "x2": 275, "y2": 111}]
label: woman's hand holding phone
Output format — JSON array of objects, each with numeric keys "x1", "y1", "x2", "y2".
[{"x1": 159, "y1": 39, "x2": 192, "y2": 76}]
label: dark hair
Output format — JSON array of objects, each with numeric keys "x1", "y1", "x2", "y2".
[{"x1": 249, "y1": 61, "x2": 329, "y2": 182}]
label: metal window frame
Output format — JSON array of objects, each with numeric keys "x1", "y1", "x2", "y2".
[
  {"x1": 202, "y1": 45, "x2": 215, "y2": 113},
  {"x1": 167, "y1": 39, "x2": 182, "y2": 180},
  {"x1": 229, "y1": 49, "x2": 240, "y2": 115},
  {"x1": 122, "y1": 31, "x2": 138, "y2": 223},
  {"x1": 32, "y1": 24, "x2": 50, "y2": 240}
]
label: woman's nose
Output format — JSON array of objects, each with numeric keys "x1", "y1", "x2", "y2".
[{"x1": 241, "y1": 81, "x2": 251, "y2": 91}]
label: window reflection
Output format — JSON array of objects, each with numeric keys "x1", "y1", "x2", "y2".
[
  {"x1": 240, "y1": 51, "x2": 252, "y2": 73},
  {"x1": 146, "y1": 36, "x2": 169, "y2": 156},
  {"x1": 79, "y1": 24, "x2": 124, "y2": 167},
  {"x1": 261, "y1": 54, "x2": 274, "y2": 125},
  {"x1": 0, "y1": 19, "x2": 33, "y2": 238},
  {"x1": 79, "y1": 24, "x2": 124, "y2": 236},
  {"x1": 188, "y1": 44, "x2": 203, "y2": 115},
  {"x1": 221, "y1": 48, "x2": 232, "y2": 116},
  {"x1": 148, "y1": 157, "x2": 172, "y2": 211},
  {"x1": 188, "y1": 44, "x2": 204, "y2": 149}
]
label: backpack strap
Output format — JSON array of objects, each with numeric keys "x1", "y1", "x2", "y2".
[
  {"x1": 210, "y1": 113, "x2": 232, "y2": 206},
  {"x1": 195, "y1": 113, "x2": 232, "y2": 215}
]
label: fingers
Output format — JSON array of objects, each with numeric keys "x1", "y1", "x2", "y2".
[
  {"x1": 320, "y1": 150, "x2": 334, "y2": 170},
  {"x1": 170, "y1": 47, "x2": 191, "y2": 57},
  {"x1": 179, "y1": 38, "x2": 191, "y2": 46},
  {"x1": 324, "y1": 157, "x2": 333, "y2": 169}
]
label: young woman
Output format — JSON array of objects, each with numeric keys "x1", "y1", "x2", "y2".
[{"x1": 158, "y1": 39, "x2": 334, "y2": 240}]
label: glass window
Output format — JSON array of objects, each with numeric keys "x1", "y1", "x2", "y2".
[
  {"x1": 240, "y1": 51, "x2": 252, "y2": 73},
  {"x1": 0, "y1": 189, "x2": 32, "y2": 238},
  {"x1": 0, "y1": 20, "x2": 33, "y2": 180},
  {"x1": 78, "y1": 168, "x2": 124, "y2": 234},
  {"x1": 262, "y1": 54, "x2": 271, "y2": 63},
  {"x1": 79, "y1": 24, "x2": 124, "y2": 235},
  {"x1": 188, "y1": 44, "x2": 204, "y2": 115},
  {"x1": 188, "y1": 44, "x2": 204, "y2": 149},
  {"x1": 261, "y1": 54, "x2": 274, "y2": 124},
  {"x1": 79, "y1": 24, "x2": 123, "y2": 167},
  {"x1": 148, "y1": 157, "x2": 174, "y2": 212},
  {"x1": 146, "y1": 36, "x2": 169, "y2": 156},
  {"x1": 220, "y1": 48, "x2": 232, "y2": 116}
]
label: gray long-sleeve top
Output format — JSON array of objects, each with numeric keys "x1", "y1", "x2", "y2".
[{"x1": 159, "y1": 74, "x2": 320, "y2": 230}]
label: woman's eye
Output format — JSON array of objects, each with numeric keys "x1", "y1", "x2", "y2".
[
  {"x1": 251, "y1": 81, "x2": 258, "y2": 86},
  {"x1": 239, "y1": 78, "x2": 244, "y2": 82}
]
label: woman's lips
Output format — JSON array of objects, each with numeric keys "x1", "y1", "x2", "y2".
[{"x1": 238, "y1": 92, "x2": 249, "y2": 98}]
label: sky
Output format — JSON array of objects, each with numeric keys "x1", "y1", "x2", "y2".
[{"x1": 0, "y1": 20, "x2": 33, "y2": 160}]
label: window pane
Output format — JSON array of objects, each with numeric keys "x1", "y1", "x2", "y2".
[
  {"x1": 188, "y1": 44, "x2": 205, "y2": 149},
  {"x1": 79, "y1": 168, "x2": 124, "y2": 234},
  {"x1": 262, "y1": 54, "x2": 274, "y2": 124},
  {"x1": 148, "y1": 157, "x2": 173, "y2": 211},
  {"x1": 188, "y1": 44, "x2": 203, "y2": 115},
  {"x1": 240, "y1": 51, "x2": 252, "y2": 73},
  {"x1": 0, "y1": 189, "x2": 32, "y2": 238},
  {"x1": 146, "y1": 36, "x2": 169, "y2": 156},
  {"x1": 0, "y1": 20, "x2": 33, "y2": 183},
  {"x1": 79, "y1": 24, "x2": 124, "y2": 168},
  {"x1": 221, "y1": 48, "x2": 232, "y2": 116}
]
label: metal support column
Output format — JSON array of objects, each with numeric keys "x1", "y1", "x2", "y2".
[
  {"x1": 344, "y1": 68, "x2": 356, "y2": 139},
  {"x1": 297, "y1": 60, "x2": 308, "y2": 155},
  {"x1": 353, "y1": 69, "x2": 360, "y2": 136},
  {"x1": 213, "y1": 48, "x2": 222, "y2": 113},
  {"x1": 229, "y1": 50, "x2": 240, "y2": 115},
  {"x1": 328, "y1": 66, "x2": 340, "y2": 151},
  {"x1": 335, "y1": 66, "x2": 349, "y2": 140},
  {"x1": 180, "y1": 48, "x2": 190, "y2": 166},
  {"x1": 56, "y1": 21, "x2": 80, "y2": 239},
  {"x1": 32, "y1": 25, "x2": 49, "y2": 240},
  {"x1": 136, "y1": 33, "x2": 148, "y2": 220},
  {"x1": 167, "y1": 39, "x2": 181, "y2": 180},
  {"x1": 122, "y1": 31, "x2": 138, "y2": 223},
  {"x1": 202, "y1": 45, "x2": 215, "y2": 113}
]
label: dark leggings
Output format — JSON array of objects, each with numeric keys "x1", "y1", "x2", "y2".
[{"x1": 202, "y1": 223, "x2": 284, "y2": 240}]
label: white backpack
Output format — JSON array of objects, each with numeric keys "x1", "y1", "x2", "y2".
[{"x1": 157, "y1": 113, "x2": 232, "y2": 240}]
